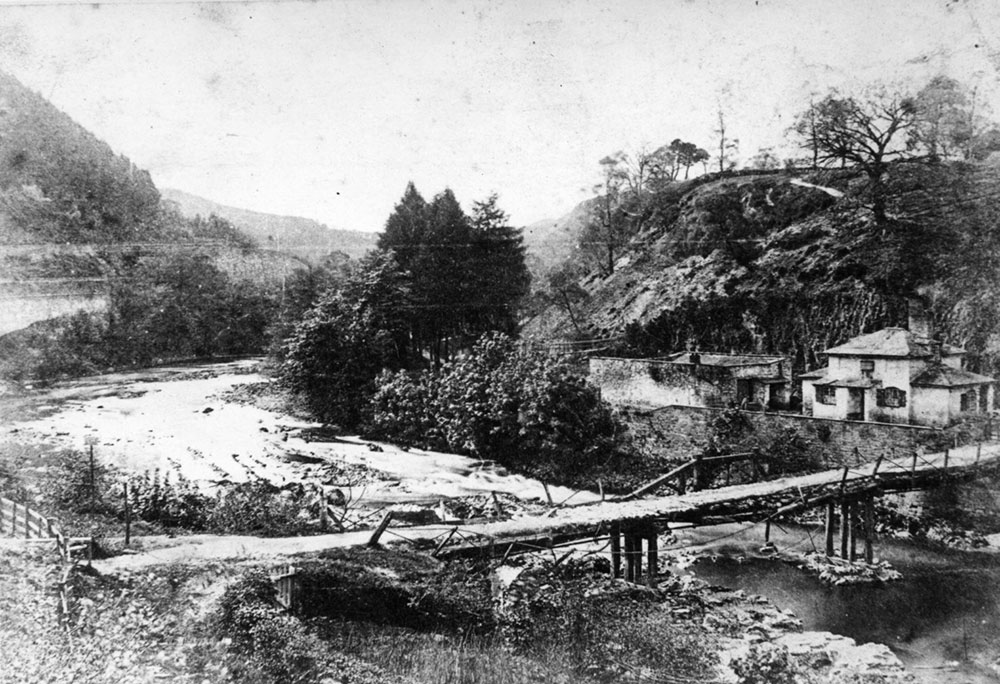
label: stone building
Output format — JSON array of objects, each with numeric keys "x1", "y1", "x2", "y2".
[
  {"x1": 589, "y1": 352, "x2": 792, "y2": 410},
  {"x1": 800, "y1": 327, "x2": 995, "y2": 427}
]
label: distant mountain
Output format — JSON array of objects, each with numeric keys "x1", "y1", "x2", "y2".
[
  {"x1": 0, "y1": 70, "x2": 162, "y2": 245},
  {"x1": 161, "y1": 188, "x2": 377, "y2": 262}
]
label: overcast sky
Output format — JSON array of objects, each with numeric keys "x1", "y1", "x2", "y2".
[{"x1": 0, "y1": 0, "x2": 998, "y2": 232}]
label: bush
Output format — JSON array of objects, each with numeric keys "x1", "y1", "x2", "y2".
[
  {"x1": 367, "y1": 332, "x2": 626, "y2": 485},
  {"x1": 730, "y1": 642, "x2": 795, "y2": 684},
  {"x1": 218, "y1": 570, "x2": 323, "y2": 683},
  {"x1": 206, "y1": 480, "x2": 311, "y2": 536}
]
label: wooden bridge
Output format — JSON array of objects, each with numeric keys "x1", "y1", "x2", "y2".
[{"x1": 429, "y1": 441, "x2": 1000, "y2": 585}]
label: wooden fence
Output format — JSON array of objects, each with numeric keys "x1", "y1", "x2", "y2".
[
  {"x1": 270, "y1": 565, "x2": 301, "y2": 612},
  {"x1": 0, "y1": 496, "x2": 69, "y2": 561}
]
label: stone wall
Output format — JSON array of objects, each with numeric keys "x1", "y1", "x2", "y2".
[
  {"x1": 620, "y1": 404, "x2": 948, "y2": 468},
  {"x1": 590, "y1": 357, "x2": 739, "y2": 409}
]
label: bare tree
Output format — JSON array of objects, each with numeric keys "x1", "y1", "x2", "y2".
[
  {"x1": 794, "y1": 88, "x2": 916, "y2": 222},
  {"x1": 714, "y1": 108, "x2": 739, "y2": 173}
]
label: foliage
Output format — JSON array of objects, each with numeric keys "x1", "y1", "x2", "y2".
[
  {"x1": 206, "y1": 480, "x2": 312, "y2": 536},
  {"x1": 280, "y1": 250, "x2": 410, "y2": 427},
  {"x1": 123, "y1": 468, "x2": 213, "y2": 530},
  {"x1": 730, "y1": 642, "x2": 795, "y2": 684},
  {"x1": 0, "y1": 251, "x2": 279, "y2": 384},
  {"x1": 217, "y1": 570, "x2": 324, "y2": 683},
  {"x1": 793, "y1": 87, "x2": 916, "y2": 221},
  {"x1": 43, "y1": 448, "x2": 120, "y2": 516},
  {"x1": 495, "y1": 558, "x2": 718, "y2": 682},
  {"x1": 188, "y1": 213, "x2": 257, "y2": 249},
  {"x1": 267, "y1": 252, "x2": 355, "y2": 354},
  {"x1": 368, "y1": 332, "x2": 625, "y2": 484},
  {"x1": 377, "y1": 184, "x2": 530, "y2": 365}
]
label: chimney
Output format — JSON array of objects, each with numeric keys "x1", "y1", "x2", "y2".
[{"x1": 908, "y1": 297, "x2": 931, "y2": 339}]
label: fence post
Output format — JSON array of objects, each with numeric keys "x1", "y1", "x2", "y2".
[
  {"x1": 23, "y1": 503, "x2": 29, "y2": 539},
  {"x1": 124, "y1": 482, "x2": 132, "y2": 546},
  {"x1": 367, "y1": 512, "x2": 394, "y2": 547}
]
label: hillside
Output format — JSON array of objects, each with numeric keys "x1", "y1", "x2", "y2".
[
  {"x1": 521, "y1": 199, "x2": 593, "y2": 275},
  {"x1": 161, "y1": 188, "x2": 377, "y2": 262},
  {"x1": 524, "y1": 161, "x2": 1000, "y2": 376},
  {"x1": 0, "y1": 71, "x2": 163, "y2": 246}
]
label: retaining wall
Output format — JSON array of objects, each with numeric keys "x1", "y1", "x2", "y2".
[{"x1": 620, "y1": 404, "x2": 947, "y2": 468}]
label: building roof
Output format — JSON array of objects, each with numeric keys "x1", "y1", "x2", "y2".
[
  {"x1": 664, "y1": 352, "x2": 786, "y2": 368},
  {"x1": 797, "y1": 368, "x2": 828, "y2": 380},
  {"x1": 823, "y1": 327, "x2": 965, "y2": 358},
  {"x1": 814, "y1": 376, "x2": 882, "y2": 389},
  {"x1": 910, "y1": 365, "x2": 995, "y2": 388}
]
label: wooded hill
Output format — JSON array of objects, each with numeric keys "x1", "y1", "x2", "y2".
[
  {"x1": 161, "y1": 188, "x2": 377, "y2": 263},
  {"x1": 525, "y1": 160, "x2": 1000, "y2": 376}
]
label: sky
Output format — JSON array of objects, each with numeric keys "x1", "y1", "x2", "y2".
[{"x1": 0, "y1": 0, "x2": 998, "y2": 233}]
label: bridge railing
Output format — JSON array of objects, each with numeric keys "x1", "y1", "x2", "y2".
[{"x1": 0, "y1": 496, "x2": 69, "y2": 561}]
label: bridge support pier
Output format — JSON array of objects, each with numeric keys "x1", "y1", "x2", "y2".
[
  {"x1": 646, "y1": 531, "x2": 658, "y2": 588},
  {"x1": 610, "y1": 523, "x2": 622, "y2": 579},
  {"x1": 862, "y1": 496, "x2": 875, "y2": 564},
  {"x1": 612, "y1": 525, "x2": 660, "y2": 586},
  {"x1": 824, "y1": 501, "x2": 836, "y2": 557},
  {"x1": 840, "y1": 500, "x2": 851, "y2": 559}
]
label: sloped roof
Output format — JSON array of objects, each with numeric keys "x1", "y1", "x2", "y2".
[
  {"x1": 823, "y1": 328, "x2": 965, "y2": 358},
  {"x1": 814, "y1": 376, "x2": 882, "y2": 389},
  {"x1": 665, "y1": 352, "x2": 785, "y2": 367},
  {"x1": 798, "y1": 368, "x2": 828, "y2": 380},
  {"x1": 910, "y1": 365, "x2": 995, "y2": 388}
]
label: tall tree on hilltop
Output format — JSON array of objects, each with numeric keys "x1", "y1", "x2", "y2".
[
  {"x1": 581, "y1": 153, "x2": 632, "y2": 276},
  {"x1": 909, "y1": 75, "x2": 973, "y2": 161},
  {"x1": 669, "y1": 139, "x2": 711, "y2": 179},
  {"x1": 793, "y1": 87, "x2": 916, "y2": 223},
  {"x1": 714, "y1": 108, "x2": 740, "y2": 173}
]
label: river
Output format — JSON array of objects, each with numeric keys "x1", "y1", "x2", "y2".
[{"x1": 670, "y1": 522, "x2": 1000, "y2": 683}]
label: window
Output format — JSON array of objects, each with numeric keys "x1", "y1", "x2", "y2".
[
  {"x1": 816, "y1": 385, "x2": 836, "y2": 405},
  {"x1": 860, "y1": 359, "x2": 875, "y2": 375},
  {"x1": 876, "y1": 387, "x2": 906, "y2": 408},
  {"x1": 961, "y1": 389, "x2": 977, "y2": 412}
]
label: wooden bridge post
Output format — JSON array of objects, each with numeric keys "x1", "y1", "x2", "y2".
[
  {"x1": 623, "y1": 533, "x2": 635, "y2": 582},
  {"x1": 849, "y1": 503, "x2": 858, "y2": 562},
  {"x1": 646, "y1": 530, "x2": 658, "y2": 588},
  {"x1": 610, "y1": 523, "x2": 622, "y2": 579},
  {"x1": 839, "y1": 499, "x2": 851, "y2": 559},
  {"x1": 863, "y1": 497, "x2": 875, "y2": 564},
  {"x1": 691, "y1": 453, "x2": 702, "y2": 492},
  {"x1": 633, "y1": 534, "x2": 643, "y2": 582},
  {"x1": 824, "y1": 502, "x2": 836, "y2": 557}
]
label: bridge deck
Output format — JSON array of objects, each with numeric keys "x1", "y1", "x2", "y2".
[{"x1": 433, "y1": 441, "x2": 1000, "y2": 557}]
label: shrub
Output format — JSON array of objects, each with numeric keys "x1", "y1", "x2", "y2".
[
  {"x1": 217, "y1": 570, "x2": 323, "y2": 683},
  {"x1": 206, "y1": 480, "x2": 311, "y2": 536},
  {"x1": 367, "y1": 332, "x2": 626, "y2": 485},
  {"x1": 730, "y1": 642, "x2": 796, "y2": 684}
]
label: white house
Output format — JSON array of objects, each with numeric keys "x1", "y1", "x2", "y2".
[{"x1": 800, "y1": 327, "x2": 995, "y2": 427}]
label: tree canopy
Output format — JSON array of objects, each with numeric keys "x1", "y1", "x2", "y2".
[{"x1": 377, "y1": 184, "x2": 530, "y2": 365}]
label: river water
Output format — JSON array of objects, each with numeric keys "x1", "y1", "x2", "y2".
[{"x1": 670, "y1": 522, "x2": 1000, "y2": 683}]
